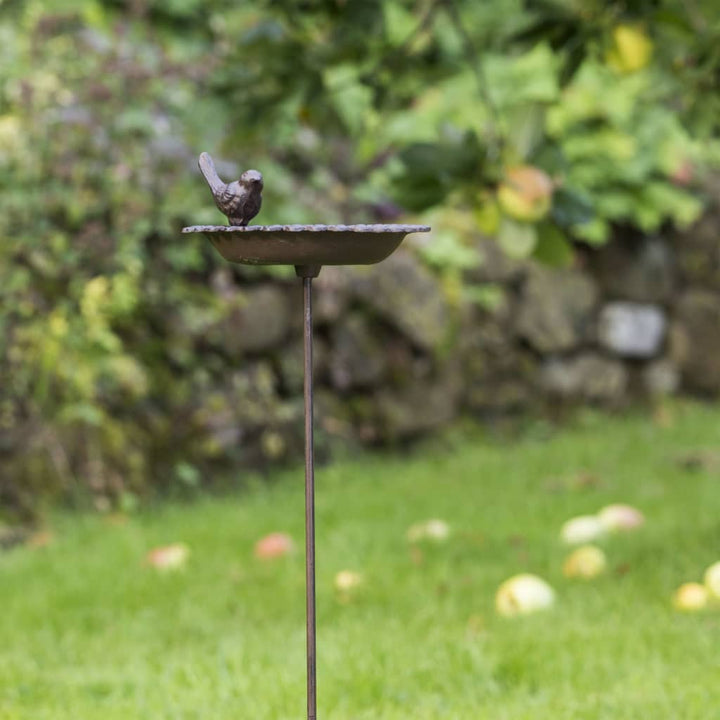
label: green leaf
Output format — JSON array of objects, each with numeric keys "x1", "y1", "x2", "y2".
[
  {"x1": 383, "y1": 1, "x2": 418, "y2": 46},
  {"x1": 551, "y1": 187, "x2": 594, "y2": 226},
  {"x1": 59, "y1": 403, "x2": 104, "y2": 427},
  {"x1": 417, "y1": 230, "x2": 481, "y2": 270},
  {"x1": 573, "y1": 217, "x2": 610, "y2": 245},
  {"x1": 642, "y1": 182, "x2": 703, "y2": 228},
  {"x1": 323, "y1": 64, "x2": 374, "y2": 136},
  {"x1": 507, "y1": 103, "x2": 546, "y2": 160},
  {"x1": 391, "y1": 134, "x2": 484, "y2": 212},
  {"x1": 497, "y1": 217, "x2": 538, "y2": 258},
  {"x1": 533, "y1": 223, "x2": 573, "y2": 267},
  {"x1": 175, "y1": 462, "x2": 201, "y2": 488},
  {"x1": 463, "y1": 283, "x2": 506, "y2": 312},
  {"x1": 485, "y1": 43, "x2": 559, "y2": 109}
]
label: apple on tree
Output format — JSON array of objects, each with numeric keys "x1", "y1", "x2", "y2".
[{"x1": 497, "y1": 165, "x2": 554, "y2": 223}]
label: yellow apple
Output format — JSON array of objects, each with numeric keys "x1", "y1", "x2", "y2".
[
  {"x1": 407, "y1": 518, "x2": 450, "y2": 543},
  {"x1": 563, "y1": 545, "x2": 607, "y2": 580},
  {"x1": 560, "y1": 515, "x2": 607, "y2": 545},
  {"x1": 495, "y1": 573, "x2": 556, "y2": 617},
  {"x1": 597, "y1": 504, "x2": 645, "y2": 533},
  {"x1": 145, "y1": 543, "x2": 190, "y2": 571},
  {"x1": 334, "y1": 570, "x2": 363, "y2": 593},
  {"x1": 497, "y1": 165, "x2": 553, "y2": 223},
  {"x1": 607, "y1": 25, "x2": 653, "y2": 74},
  {"x1": 673, "y1": 582, "x2": 708, "y2": 612},
  {"x1": 703, "y1": 561, "x2": 720, "y2": 600}
]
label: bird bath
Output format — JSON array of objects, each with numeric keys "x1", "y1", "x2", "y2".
[
  {"x1": 182, "y1": 223, "x2": 428, "y2": 272},
  {"x1": 183, "y1": 159, "x2": 429, "y2": 719}
]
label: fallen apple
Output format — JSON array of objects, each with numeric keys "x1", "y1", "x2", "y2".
[
  {"x1": 407, "y1": 518, "x2": 450, "y2": 543},
  {"x1": 146, "y1": 543, "x2": 190, "y2": 571},
  {"x1": 560, "y1": 515, "x2": 607, "y2": 545},
  {"x1": 497, "y1": 165, "x2": 553, "y2": 223},
  {"x1": 703, "y1": 561, "x2": 720, "y2": 600},
  {"x1": 334, "y1": 570, "x2": 363, "y2": 593},
  {"x1": 424, "y1": 519, "x2": 450, "y2": 541},
  {"x1": 562, "y1": 545, "x2": 607, "y2": 580},
  {"x1": 597, "y1": 504, "x2": 645, "y2": 533},
  {"x1": 495, "y1": 573, "x2": 556, "y2": 617},
  {"x1": 673, "y1": 582, "x2": 708, "y2": 612},
  {"x1": 254, "y1": 532, "x2": 294, "y2": 559}
]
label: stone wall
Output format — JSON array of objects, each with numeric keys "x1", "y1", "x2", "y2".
[
  {"x1": 4, "y1": 206, "x2": 719, "y2": 518},
  {"x1": 193, "y1": 205, "x2": 719, "y2": 460}
]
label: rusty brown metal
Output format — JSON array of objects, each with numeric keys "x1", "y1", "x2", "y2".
[
  {"x1": 295, "y1": 264, "x2": 322, "y2": 279},
  {"x1": 183, "y1": 200, "x2": 431, "y2": 720},
  {"x1": 182, "y1": 224, "x2": 430, "y2": 267},
  {"x1": 303, "y1": 277, "x2": 317, "y2": 720},
  {"x1": 197, "y1": 152, "x2": 263, "y2": 226}
]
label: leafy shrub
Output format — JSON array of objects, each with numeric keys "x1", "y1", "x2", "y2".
[{"x1": 0, "y1": 0, "x2": 718, "y2": 514}]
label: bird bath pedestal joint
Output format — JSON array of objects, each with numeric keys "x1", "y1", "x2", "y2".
[{"x1": 183, "y1": 155, "x2": 430, "y2": 719}]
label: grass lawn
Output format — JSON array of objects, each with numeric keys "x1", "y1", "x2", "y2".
[{"x1": 2, "y1": 401, "x2": 720, "y2": 719}]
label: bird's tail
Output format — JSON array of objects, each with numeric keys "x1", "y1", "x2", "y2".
[{"x1": 198, "y1": 152, "x2": 226, "y2": 195}]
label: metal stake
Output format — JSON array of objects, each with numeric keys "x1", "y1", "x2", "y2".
[{"x1": 302, "y1": 275, "x2": 317, "y2": 720}]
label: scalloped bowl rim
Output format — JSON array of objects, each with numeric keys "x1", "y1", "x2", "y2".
[{"x1": 182, "y1": 224, "x2": 431, "y2": 233}]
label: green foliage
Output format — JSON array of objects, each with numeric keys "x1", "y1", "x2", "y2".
[
  {"x1": 0, "y1": 4, "x2": 257, "y2": 510},
  {"x1": 0, "y1": 0, "x2": 719, "y2": 510},
  {"x1": 546, "y1": 60, "x2": 706, "y2": 244},
  {"x1": 210, "y1": 0, "x2": 720, "y2": 262}
]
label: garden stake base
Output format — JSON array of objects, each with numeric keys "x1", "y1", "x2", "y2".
[
  {"x1": 302, "y1": 273, "x2": 317, "y2": 719},
  {"x1": 183, "y1": 222, "x2": 430, "y2": 719}
]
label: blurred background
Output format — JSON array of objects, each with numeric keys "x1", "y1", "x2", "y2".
[
  {"x1": 5, "y1": 3, "x2": 720, "y2": 718},
  {"x1": 1, "y1": 0, "x2": 719, "y2": 519}
]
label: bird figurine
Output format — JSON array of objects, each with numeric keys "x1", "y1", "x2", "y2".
[{"x1": 198, "y1": 152, "x2": 263, "y2": 226}]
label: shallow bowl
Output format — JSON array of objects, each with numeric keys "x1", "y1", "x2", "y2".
[{"x1": 182, "y1": 224, "x2": 431, "y2": 267}]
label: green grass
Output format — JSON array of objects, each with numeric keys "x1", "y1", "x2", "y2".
[{"x1": 2, "y1": 402, "x2": 720, "y2": 719}]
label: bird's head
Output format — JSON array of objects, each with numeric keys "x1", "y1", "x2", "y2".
[{"x1": 241, "y1": 169, "x2": 264, "y2": 189}]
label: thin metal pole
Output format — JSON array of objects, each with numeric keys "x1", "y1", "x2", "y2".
[{"x1": 303, "y1": 276, "x2": 317, "y2": 720}]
